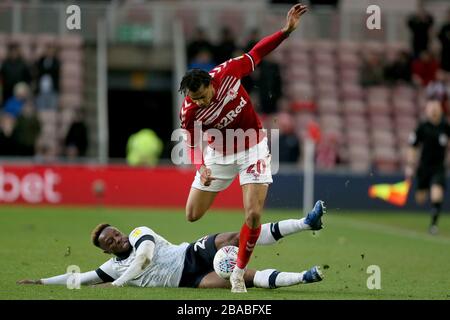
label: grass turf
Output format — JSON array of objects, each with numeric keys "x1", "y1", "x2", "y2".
[{"x1": 0, "y1": 206, "x2": 449, "y2": 300}]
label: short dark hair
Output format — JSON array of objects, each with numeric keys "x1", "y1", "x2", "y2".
[
  {"x1": 179, "y1": 69, "x2": 212, "y2": 96},
  {"x1": 91, "y1": 223, "x2": 111, "y2": 247}
]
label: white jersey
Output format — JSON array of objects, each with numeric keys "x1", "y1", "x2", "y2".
[{"x1": 95, "y1": 226, "x2": 189, "y2": 287}]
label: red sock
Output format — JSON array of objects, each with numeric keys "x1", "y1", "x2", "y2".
[{"x1": 236, "y1": 223, "x2": 261, "y2": 269}]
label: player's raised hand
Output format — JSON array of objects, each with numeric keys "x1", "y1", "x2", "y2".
[
  {"x1": 282, "y1": 3, "x2": 308, "y2": 34},
  {"x1": 199, "y1": 165, "x2": 216, "y2": 187}
]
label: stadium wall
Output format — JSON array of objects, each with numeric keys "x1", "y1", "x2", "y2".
[{"x1": 0, "y1": 165, "x2": 448, "y2": 211}]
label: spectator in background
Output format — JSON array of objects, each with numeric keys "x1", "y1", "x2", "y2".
[
  {"x1": 11, "y1": 102, "x2": 41, "y2": 156},
  {"x1": 276, "y1": 112, "x2": 300, "y2": 163},
  {"x1": 426, "y1": 71, "x2": 449, "y2": 115},
  {"x1": 412, "y1": 51, "x2": 440, "y2": 87},
  {"x1": 35, "y1": 43, "x2": 60, "y2": 94},
  {"x1": 0, "y1": 43, "x2": 31, "y2": 104},
  {"x1": 407, "y1": 0, "x2": 434, "y2": 58},
  {"x1": 126, "y1": 128, "x2": 163, "y2": 166},
  {"x1": 3, "y1": 82, "x2": 30, "y2": 118},
  {"x1": 214, "y1": 27, "x2": 236, "y2": 65},
  {"x1": 240, "y1": 29, "x2": 261, "y2": 94},
  {"x1": 384, "y1": 50, "x2": 413, "y2": 85},
  {"x1": 256, "y1": 55, "x2": 282, "y2": 115},
  {"x1": 438, "y1": 9, "x2": 450, "y2": 73},
  {"x1": 316, "y1": 133, "x2": 339, "y2": 170},
  {"x1": 0, "y1": 112, "x2": 16, "y2": 155},
  {"x1": 65, "y1": 109, "x2": 88, "y2": 158},
  {"x1": 34, "y1": 43, "x2": 60, "y2": 111},
  {"x1": 187, "y1": 27, "x2": 214, "y2": 65},
  {"x1": 359, "y1": 52, "x2": 385, "y2": 87},
  {"x1": 244, "y1": 29, "x2": 260, "y2": 53},
  {"x1": 188, "y1": 50, "x2": 215, "y2": 72}
]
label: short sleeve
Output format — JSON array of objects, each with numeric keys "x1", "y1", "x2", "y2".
[
  {"x1": 128, "y1": 226, "x2": 156, "y2": 250},
  {"x1": 95, "y1": 259, "x2": 118, "y2": 283}
]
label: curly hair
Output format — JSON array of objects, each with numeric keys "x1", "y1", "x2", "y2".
[
  {"x1": 178, "y1": 69, "x2": 212, "y2": 95},
  {"x1": 91, "y1": 223, "x2": 111, "y2": 248}
]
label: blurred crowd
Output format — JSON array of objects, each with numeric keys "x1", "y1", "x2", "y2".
[
  {"x1": 0, "y1": 42, "x2": 87, "y2": 160},
  {"x1": 360, "y1": 4, "x2": 450, "y2": 113}
]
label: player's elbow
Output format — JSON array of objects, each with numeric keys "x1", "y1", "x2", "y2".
[{"x1": 134, "y1": 254, "x2": 150, "y2": 270}]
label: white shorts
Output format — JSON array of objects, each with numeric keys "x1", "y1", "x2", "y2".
[{"x1": 192, "y1": 138, "x2": 273, "y2": 192}]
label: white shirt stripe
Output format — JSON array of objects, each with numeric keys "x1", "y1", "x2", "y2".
[{"x1": 245, "y1": 53, "x2": 255, "y2": 71}]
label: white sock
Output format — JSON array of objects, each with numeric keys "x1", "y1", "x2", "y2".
[
  {"x1": 253, "y1": 269, "x2": 305, "y2": 288},
  {"x1": 231, "y1": 266, "x2": 246, "y2": 278},
  {"x1": 256, "y1": 219, "x2": 310, "y2": 245}
]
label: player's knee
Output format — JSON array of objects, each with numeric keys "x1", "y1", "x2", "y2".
[
  {"x1": 186, "y1": 208, "x2": 201, "y2": 222},
  {"x1": 245, "y1": 208, "x2": 261, "y2": 227}
]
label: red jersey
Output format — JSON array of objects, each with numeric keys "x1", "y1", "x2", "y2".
[{"x1": 180, "y1": 30, "x2": 289, "y2": 163}]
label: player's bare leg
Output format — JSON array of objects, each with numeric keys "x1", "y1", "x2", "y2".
[
  {"x1": 185, "y1": 188, "x2": 218, "y2": 222},
  {"x1": 230, "y1": 183, "x2": 268, "y2": 293},
  {"x1": 429, "y1": 184, "x2": 444, "y2": 234},
  {"x1": 215, "y1": 232, "x2": 240, "y2": 248}
]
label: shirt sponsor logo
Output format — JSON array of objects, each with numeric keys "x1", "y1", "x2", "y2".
[{"x1": 214, "y1": 97, "x2": 247, "y2": 130}]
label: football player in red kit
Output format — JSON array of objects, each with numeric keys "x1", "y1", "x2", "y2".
[{"x1": 178, "y1": 3, "x2": 325, "y2": 293}]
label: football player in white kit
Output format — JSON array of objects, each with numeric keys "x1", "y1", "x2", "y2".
[{"x1": 17, "y1": 201, "x2": 326, "y2": 289}]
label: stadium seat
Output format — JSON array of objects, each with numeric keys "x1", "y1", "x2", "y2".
[
  {"x1": 342, "y1": 99, "x2": 366, "y2": 116},
  {"x1": 317, "y1": 98, "x2": 340, "y2": 114},
  {"x1": 337, "y1": 41, "x2": 360, "y2": 54},
  {"x1": 286, "y1": 83, "x2": 314, "y2": 101},
  {"x1": 319, "y1": 114, "x2": 343, "y2": 131},
  {"x1": 345, "y1": 115, "x2": 367, "y2": 131},
  {"x1": 373, "y1": 146, "x2": 399, "y2": 173},
  {"x1": 285, "y1": 66, "x2": 312, "y2": 80},
  {"x1": 372, "y1": 130, "x2": 396, "y2": 148},
  {"x1": 311, "y1": 52, "x2": 335, "y2": 66},
  {"x1": 370, "y1": 115, "x2": 393, "y2": 130},
  {"x1": 347, "y1": 129, "x2": 370, "y2": 144},
  {"x1": 339, "y1": 69, "x2": 360, "y2": 84},
  {"x1": 58, "y1": 34, "x2": 83, "y2": 49},
  {"x1": 341, "y1": 84, "x2": 365, "y2": 100},
  {"x1": 312, "y1": 39, "x2": 336, "y2": 53},
  {"x1": 337, "y1": 52, "x2": 360, "y2": 69},
  {"x1": 348, "y1": 145, "x2": 371, "y2": 172},
  {"x1": 315, "y1": 66, "x2": 337, "y2": 82}
]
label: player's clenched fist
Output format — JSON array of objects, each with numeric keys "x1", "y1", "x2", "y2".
[{"x1": 199, "y1": 165, "x2": 216, "y2": 187}]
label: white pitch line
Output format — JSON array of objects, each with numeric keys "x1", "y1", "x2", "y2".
[{"x1": 330, "y1": 216, "x2": 450, "y2": 246}]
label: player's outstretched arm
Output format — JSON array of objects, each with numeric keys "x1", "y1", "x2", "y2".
[
  {"x1": 246, "y1": 4, "x2": 307, "y2": 67},
  {"x1": 17, "y1": 270, "x2": 103, "y2": 286},
  {"x1": 111, "y1": 240, "x2": 155, "y2": 287}
]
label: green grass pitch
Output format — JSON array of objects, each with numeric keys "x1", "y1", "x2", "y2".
[{"x1": 0, "y1": 206, "x2": 449, "y2": 300}]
